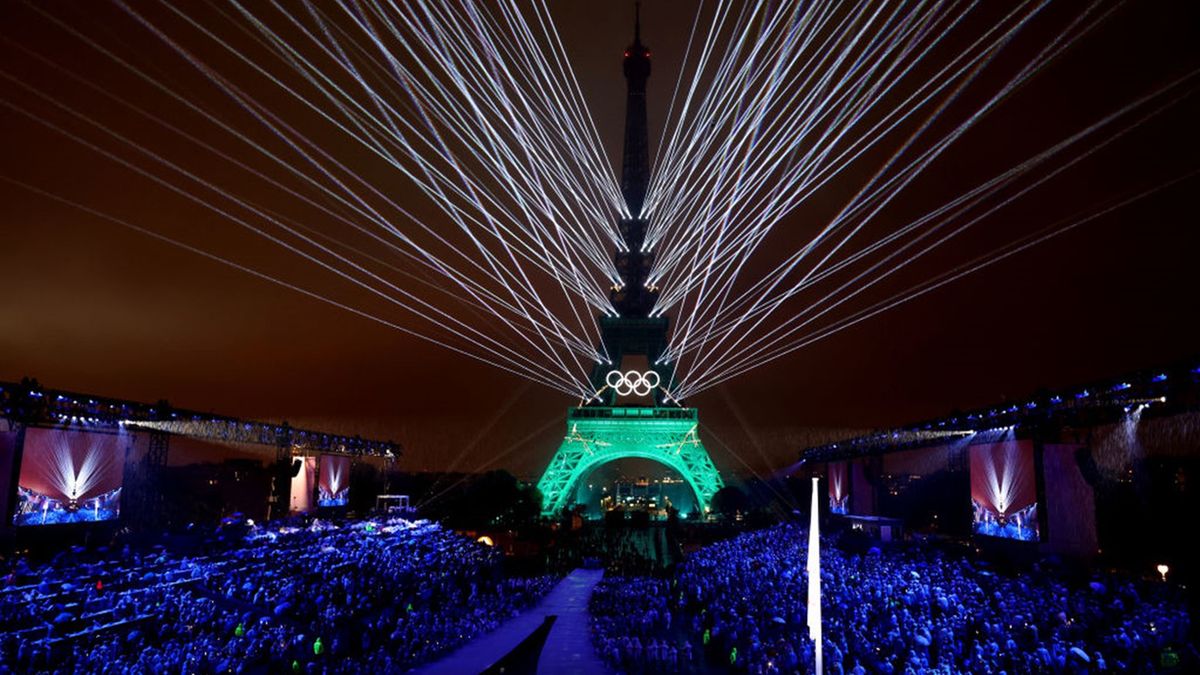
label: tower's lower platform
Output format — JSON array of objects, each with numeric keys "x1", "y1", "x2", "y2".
[{"x1": 537, "y1": 406, "x2": 724, "y2": 517}]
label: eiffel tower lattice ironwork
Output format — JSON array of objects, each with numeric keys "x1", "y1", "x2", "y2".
[{"x1": 537, "y1": 6, "x2": 723, "y2": 517}]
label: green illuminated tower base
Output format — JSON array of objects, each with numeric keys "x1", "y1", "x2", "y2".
[{"x1": 537, "y1": 406, "x2": 723, "y2": 517}]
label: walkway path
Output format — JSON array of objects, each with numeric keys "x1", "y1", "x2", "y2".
[{"x1": 413, "y1": 568, "x2": 609, "y2": 675}]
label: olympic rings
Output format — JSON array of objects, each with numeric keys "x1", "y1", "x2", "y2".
[{"x1": 605, "y1": 369, "x2": 661, "y2": 397}]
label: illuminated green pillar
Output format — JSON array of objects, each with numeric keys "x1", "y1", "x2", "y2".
[{"x1": 537, "y1": 406, "x2": 723, "y2": 517}]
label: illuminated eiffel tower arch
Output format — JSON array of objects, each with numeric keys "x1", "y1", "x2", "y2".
[
  {"x1": 537, "y1": 7, "x2": 723, "y2": 517},
  {"x1": 538, "y1": 408, "x2": 723, "y2": 516}
]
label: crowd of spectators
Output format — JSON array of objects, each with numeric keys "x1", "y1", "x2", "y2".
[
  {"x1": 589, "y1": 523, "x2": 1195, "y2": 673},
  {"x1": 589, "y1": 575, "x2": 696, "y2": 673},
  {"x1": 562, "y1": 526, "x2": 678, "y2": 575},
  {"x1": 0, "y1": 518, "x2": 556, "y2": 673},
  {"x1": 4, "y1": 516, "x2": 1194, "y2": 674}
]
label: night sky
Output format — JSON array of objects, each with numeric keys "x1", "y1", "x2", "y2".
[{"x1": 2, "y1": 1, "x2": 1199, "y2": 481}]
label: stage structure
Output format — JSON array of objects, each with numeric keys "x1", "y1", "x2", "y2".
[
  {"x1": 798, "y1": 362, "x2": 1191, "y2": 463},
  {"x1": 1, "y1": 378, "x2": 400, "y2": 527},
  {"x1": 795, "y1": 361, "x2": 1198, "y2": 556},
  {"x1": 537, "y1": 12, "x2": 723, "y2": 517},
  {"x1": 0, "y1": 378, "x2": 400, "y2": 459}
]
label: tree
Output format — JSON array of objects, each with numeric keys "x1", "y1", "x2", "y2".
[
  {"x1": 711, "y1": 485, "x2": 749, "y2": 520},
  {"x1": 443, "y1": 470, "x2": 542, "y2": 530}
]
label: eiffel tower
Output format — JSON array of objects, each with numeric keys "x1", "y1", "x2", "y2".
[{"x1": 537, "y1": 7, "x2": 723, "y2": 517}]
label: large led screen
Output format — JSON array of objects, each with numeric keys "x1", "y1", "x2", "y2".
[
  {"x1": 969, "y1": 440, "x2": 1039, "y2": 542},
  {"x1": 318, "y1": 454, "x2": 350, "y2": 507},
  {"x1": 828, "y1": 461, "x2": 849, "y2": 514},
  {"x1": 13, "y1": 428, "x2": 125, "y2": 526}
]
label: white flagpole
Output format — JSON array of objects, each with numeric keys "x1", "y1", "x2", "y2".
[{"x1": 808, "y1": 476, "x2": 823, "y2": 675}]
